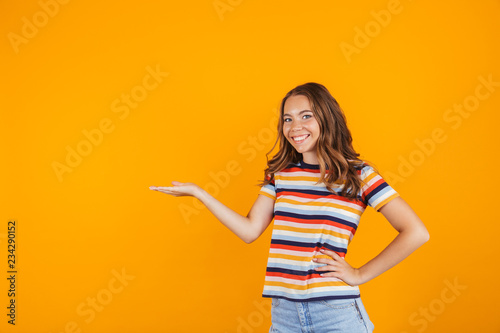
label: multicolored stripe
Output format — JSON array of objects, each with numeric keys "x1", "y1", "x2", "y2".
[{"x1": 259, "y1": 159, "x2": 400, "y2": 302}]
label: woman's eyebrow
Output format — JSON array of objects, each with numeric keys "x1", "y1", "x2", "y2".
[{"x1": 283, "y1": 109, "x2": 312, "y2": 117}]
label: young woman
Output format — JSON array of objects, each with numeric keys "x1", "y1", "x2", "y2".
[{"x1": 150, "y1": 82, "x2": 430, "y2": 332}]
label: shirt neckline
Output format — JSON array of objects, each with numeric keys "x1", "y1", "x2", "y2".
[{"x1": 299, "y1": 159, "x2": 320, "y2": 169}]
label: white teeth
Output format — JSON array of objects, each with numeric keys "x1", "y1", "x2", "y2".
[{"x1": 293, "y1": 134, "x2": 309, "y2": 142}]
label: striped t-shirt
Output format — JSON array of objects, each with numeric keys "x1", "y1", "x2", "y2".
[{"x1": 258, "y1": 158, "x2": 400, "y2": 302}]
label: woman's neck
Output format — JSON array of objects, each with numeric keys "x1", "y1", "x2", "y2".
[{"x1": 301, "y1": 153, "x2": 319, "y2": 165}]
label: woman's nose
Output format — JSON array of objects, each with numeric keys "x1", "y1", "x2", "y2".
[{"x1": 291, "y1": 121, "x2": 303, "y2": 130}]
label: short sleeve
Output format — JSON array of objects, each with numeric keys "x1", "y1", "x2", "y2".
[
  {"x1": 360, "y1": 165, "x2": 399, "y2": 212},
  {"x1": 259, "y1": 173, "x2": 276, "y2": 200}
]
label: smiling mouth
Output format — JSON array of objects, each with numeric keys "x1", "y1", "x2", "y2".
[{"x1": 292, "y1": 134, "x2": 310, "y2": 143}]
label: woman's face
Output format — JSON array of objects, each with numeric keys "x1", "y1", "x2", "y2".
[{"x1": 282, "y1": 94, "x2": 321, "y2": 163}]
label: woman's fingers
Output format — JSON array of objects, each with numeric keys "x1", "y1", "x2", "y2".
[
  {"x1": 155, "y1": 189, "x2": 183, "y2": 197},
  {"x1": 150, "y1": 186, "x2": 177, "y2": 194},
  {"x1": 156, "y1": 187, "x2": 179, "y2": 194},
  {"x1": 313, "y1": 257, "x2": 336, "y2": 271},
  {"x1": 313, "y1": 249, "x2": 345, "y2": 274},
  {"x1": 320, "y1": 248, "x2": 343, "y2": 260},
  {"x1": 150, "y1": 182, "x2": 182, "y2": 191},
  {"x1": 149, "y1": 182, "x2": 198, "y2": 197}
]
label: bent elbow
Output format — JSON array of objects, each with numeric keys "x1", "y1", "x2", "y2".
[
  {"x1": 403, "y1": 225, "x2": 429, "y2": 247},
  {"x1": 424, "y1": 230, "x2": 430, "y2": 243},
  {"x1": 245, "y1": 237, "x2": 258, "y2": 244},
  {"x1": 243, "y1": 232, "x2": 257, "y2": 244},
  {"x1": 418, "y1": 227, "x2": 430, "y2": 244}
]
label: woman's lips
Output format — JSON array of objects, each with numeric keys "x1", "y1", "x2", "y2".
[{"x1": 292, "y1": 134, "x2": 310, "y2": 144}]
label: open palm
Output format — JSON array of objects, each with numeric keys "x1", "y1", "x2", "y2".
[{"x1": 150, "y1": 181, "x2": 201, "y2": 197}]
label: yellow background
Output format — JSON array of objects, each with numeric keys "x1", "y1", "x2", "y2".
[{"x1": 1, "y1": 0, "x2": 499, "y2": 332}]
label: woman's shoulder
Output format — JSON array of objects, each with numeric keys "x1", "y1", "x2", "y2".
[
  {"x1": 349, "y1": 159, "x2": 370, "y2": 170},
  {"x1": 350, "y1": 160, "x2": 376, "y2": 179}
]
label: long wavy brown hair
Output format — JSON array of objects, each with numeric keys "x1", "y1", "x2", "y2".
[{"x1": 258, "y1": 82, "x2": 380, "y2": 200}]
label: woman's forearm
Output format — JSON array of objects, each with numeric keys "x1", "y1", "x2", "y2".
[
  {"x1": 195, "y1": 188, "x2": 253, "y2": 243},
  {"x1": 357, "y1": 227, "x2": 429, "y2": 284}
]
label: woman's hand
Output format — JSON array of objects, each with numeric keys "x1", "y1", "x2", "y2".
[
  {"x1": 150, "y1": 181, "x2": 202, "y2": 198},
  {"x1": 313, "y1": 249, "x2": 365, "y2": 286}
]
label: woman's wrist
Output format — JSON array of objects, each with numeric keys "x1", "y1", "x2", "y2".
[
  {"x1": 197, "y1": 185, "x2": 210, "y2": 199},
  {"x1": 355, "y1": 267, "x2": 373, "y2": 286}
]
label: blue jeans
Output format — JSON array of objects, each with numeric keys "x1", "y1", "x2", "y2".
[{"x1": 269, "y1": 297, "x2": 375, "y2": 333}]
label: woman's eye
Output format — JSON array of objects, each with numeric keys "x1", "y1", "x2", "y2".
[{"x1": 284, "y1": 115, "x2": 311, "y2": 122}]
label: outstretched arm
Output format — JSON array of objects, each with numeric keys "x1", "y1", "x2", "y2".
[
  {"x1": 314, "y1": 196, "x2": 430, "y2": 285},
  {"x1": 151, "y1": 182, "x2": 275, "y2": 244}
]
